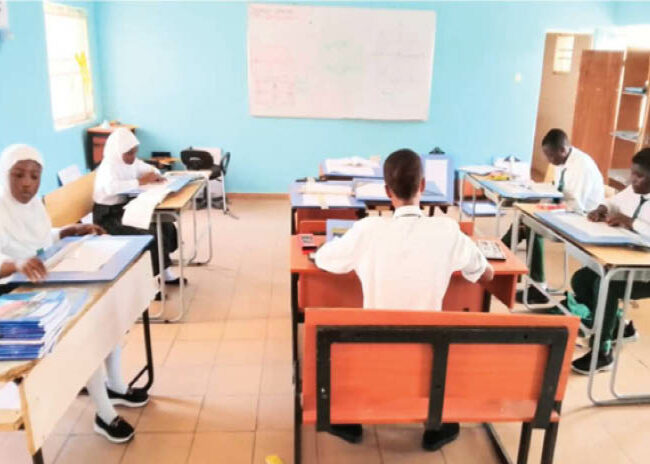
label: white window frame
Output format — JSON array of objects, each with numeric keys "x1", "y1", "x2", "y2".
[
  {"x1": 552, "y1": 35, "x2": 575, "y2": 75},
  {"x1": 44, "y1": 2, "x2": 95, "y2": 130}
]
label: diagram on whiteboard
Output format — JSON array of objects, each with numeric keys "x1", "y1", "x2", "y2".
[{"x1": 247, "y1": 4, "x2": 436, "y2": 121}]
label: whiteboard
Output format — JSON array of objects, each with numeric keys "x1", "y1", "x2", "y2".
[{"x1": 247, "y1": 4, "x2": 436, "y2": 121}]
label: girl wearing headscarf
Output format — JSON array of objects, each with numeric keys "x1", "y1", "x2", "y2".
[
  {"x1": 93, "y1": 128, "x2": 183, "y2": 292},
  {"x1": 0, "y1": 144, "x2": 148, "y2": 444}
]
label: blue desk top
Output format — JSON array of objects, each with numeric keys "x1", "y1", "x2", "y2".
[
  {"x1": 9, "y1": 235, "x2": 153, "y2": 284},
  {"x1": 353, "y1": 179, "x2": 447, "y2": 204},
  {"x1": 477, "y1": 179, "x2": 563, "y2": 201},
  {"x1": 534, "y1": 212, "x2": 649, "y2": 248}
]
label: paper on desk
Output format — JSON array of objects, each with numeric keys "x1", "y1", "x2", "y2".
[
  {"x1": 301, "y1": 183, "x2": 352, "y2": 196},
  {"x1": 458, "y1": 165, "x2": 496, "y2": 175},
  {"x1": 50, "y1": 238, "x2": 129, "y2": 273},
  {"x1": 0, "y1": 382, "x2": 19, "y2": 410},
  {"x1": 528, "y1": 183, "x2": 560, "y2": 195},
  {"x1": 302, "y1": 194, "x2": 351, "y2": 208},
  {"x1": 122, "y1": 185, "x2": 170, "y2": 229},
  {"x1": 325, "y1": 157, "x2": 378, "y2": 176},
  {"x1": 355, "y1": 182, "x2": 388, "y2": 199}
]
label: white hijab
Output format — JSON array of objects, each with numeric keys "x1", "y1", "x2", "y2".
[
  {"x1": 93, "y1": 128, "x2": 141, "y2": 204},
  {"x1": 0, "y1": 144, "x2": 53, "y2": 260}
]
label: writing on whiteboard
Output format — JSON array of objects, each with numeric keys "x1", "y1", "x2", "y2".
[{"x1": 247, "y1": 3, "x2": 436, "y2": 121}]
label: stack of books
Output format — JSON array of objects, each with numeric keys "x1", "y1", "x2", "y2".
[{"x1": 0, "y1": 289, "x2": 88, "y2": 360}]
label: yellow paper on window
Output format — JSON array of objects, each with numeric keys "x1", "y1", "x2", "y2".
[{"x1": 75, "y1": 51, "x2": 91, "y2": 94}]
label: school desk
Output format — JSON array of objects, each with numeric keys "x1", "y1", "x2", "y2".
[
  {"x1": 0, "y1": 253, "x2": 155, "y2": 464},
  {"x1": 514, "y1": 202, "x2": 650, "y2": 406},
  {"x1": 289, "y1": 235, "x2": 528, "y2": 365},
  {"x1": 153, "y1": 177, "x2": 214, "y2": 322},
  {"x1": 289, "y1": 181, "x2": 367, "y2": 234},
  {"x1": 459, "y1": 172, "x2": 562, "y2": 236}
]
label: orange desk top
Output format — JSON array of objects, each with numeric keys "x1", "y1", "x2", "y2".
[{"x1": 290, "y1": 235, "x2": 528, "y2": 276}]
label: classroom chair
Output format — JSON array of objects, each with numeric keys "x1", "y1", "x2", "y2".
[
  {"x1": 298, "y1": 309, "x2": 579, "y2": 464},
  {"x1": 180, "y1": 147, "x2": 232, "y2": 214},
  {"x1": 57, "y1": 164, "x2": 83, "y2": 186}
]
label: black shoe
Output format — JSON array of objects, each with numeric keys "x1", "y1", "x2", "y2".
[
  {"x1": 107, "y1": 387, "x2": 150, "y2": 408},
  {"x1": 571, "y1": 350, "x2": 614, "y2": 375},
  {"x1": 93, "y1": 415, "x2": 134, "y2": 444},
  {"x1": 422, "y1": 423, "x2": 460, "y2": 451},
  {"x1": 154, "y1": 292, "x2": 162, "y2": 301},
  {"x1": 328, "y1": 424, "x2": 363, "y2": 444},
  {"x1": 516, "y1": 286, "x2": 550, "y2": 305},
  {"x1": 613, "y1": 320, "x2": 639, "y2": 345},
  {"x1": 165, "y1": 277, "x2": 188, "y2": 286}
]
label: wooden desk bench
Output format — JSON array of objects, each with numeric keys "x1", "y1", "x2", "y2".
[{"x1": 297, "y1": 309, "x2": 579, "y2": 464}]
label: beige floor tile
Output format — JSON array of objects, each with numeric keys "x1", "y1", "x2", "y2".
[
  {"x1": 196, "y1": 394, "x2": 258, "y2": 432},
  {"x1": 442, "y1": 424, "x2": 501, "y2": 464},
  {"x1": 377, "y1": 424, "x2": 445, "y2": 464},
  {"x1": 215, "y1": 339, "x2": 265, "y2": 365},
  {"x1": 164, "y1": 340, "x2": 219, "y2": 367},
  {"x1": 317, "y1": 426, "x2": 382, "y2": 464},
  {"x1": 253, "y1": 430, "x2": 297, "y2": 464},
  {"x1": 264, "y1": 337, "x2": 292, "y2": 364},
  {"x1": 122, "y1": 338, "x2": 173, "y2": 368},
  {"x1": 209, "y1": 365, "x2": 263, "y2": 395},
  {"x1": 223, "y1": 318, "x2": 268, "y2": 340},
  {"x1": 260, "y1": 364, "x2": 293, "y2": 395},
  {"x1": 187, "y1": 431, "x2": 254, "y2": 464},
  {"x1": 150, "y1": 364, "x2": 211, "y2": 397},
  {"x1": 257, "y1": 395, "x2": 293, "y2": 430},
  {"x1": 51, "y1": 396, "x2": 90, "y2": 435},
  {"x1": 54, "y1": 434, "x2": 126, "y2": 464},
  {"x1": 136, "y1": 395, "x2": 203, "y2": 432},
  {"x1": 267, "y1": 318, "x2": 292, "y2": 340},
  {"x1": 121, "y1": 433, "x2": 193, "y2": 464},
  {"x1": 0, "y1": 432, "x2": 67, "y2": 464},
  {"x1": 176, "y1": 322, "x2": 224, "y2": 341}
]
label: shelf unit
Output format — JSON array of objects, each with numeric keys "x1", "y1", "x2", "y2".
[{"x1": 609, "y1": 50, "x2": 650, "y2": 186}]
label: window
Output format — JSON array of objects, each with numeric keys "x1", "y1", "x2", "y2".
[
  {"x1": 553, "y1": 35, "x2": 575, "y2": 74},
  {"x1": 44, "y1": 2, "x2": 95, "y2": 130}
]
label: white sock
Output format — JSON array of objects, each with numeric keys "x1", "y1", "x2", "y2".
[
  {"x1": 105, "y1": 346, "x2": 128, "y2": 394},
  {"x1": 163, "y1": 267, "x2": 177, "y2": 282},
  {"x1": 87, "y1": 368, "x2": 118, "y2": 424}
]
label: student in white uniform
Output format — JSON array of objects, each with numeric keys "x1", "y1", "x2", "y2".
[
  {"x1": 0, "y1": 144, "x2": 149, "y2": 443},
  {"x1": 502, "y1": 128, "x2": 604, "y2": 304},
  {"x1": 571, "y1": 148, "x2": 650, "y2": 374},
  {"x1": 315, "y1": 148, "x2": 494, "y2": 451},
  {"x1": 93, "y1": 128, "x2": 183, "y2": 295}
]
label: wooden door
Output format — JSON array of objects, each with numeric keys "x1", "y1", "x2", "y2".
[{"x1": 571, "y1": 50, "x2": 624, "y2": 178}]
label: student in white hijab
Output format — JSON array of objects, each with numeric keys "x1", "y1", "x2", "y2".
[
  {"x1": 93, "y1": 128, "x2": 183, "y2": 291},
  {"x1": 0, "y1": 144, "x2": 149, "y2": 444}
]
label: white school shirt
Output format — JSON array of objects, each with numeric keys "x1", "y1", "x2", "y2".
[
  {"x1": 554, "y1": 147, "x2": 604, "y2": 213},
  {"x1": 314, "y1": 205, "x2": 488, "y2": 310},
  {"x1": 604, "y1": 185, "x2": 650, "y2": 282},
  {"x1": 93, "y1": 159, "x2": 159, "y2": 206}
]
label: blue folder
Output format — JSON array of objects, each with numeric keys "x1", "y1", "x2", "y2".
[
  {"x1": 8, "y1": 235, "x2": 153, "y2": 284},
  {"x1": 125, "y1": 174, "x2": 198, "y2": 197},
  {"x1": 353, "y1": 179, "x2": 445, "y2": 203},
  {"x1": 534, "y1": 212, "x2": 650, "y2": 248}
]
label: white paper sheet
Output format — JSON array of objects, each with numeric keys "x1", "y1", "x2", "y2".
[
  {"x1": 355, "y1": 182, "x2": 388, "y2": 199},
  {"x1": 528, "y1": 183, "x2": 560, "y2": 195},
  {"x1": 301, "y1": 182, "x2": 353, "y2": 196},
  {"x1": 50, "y1": 238, "x2": 129, "y2": 273},
  {"x1": 425, "y1": 159, "x2": 448, "y2": 196},
  {"x1": 0, "y1": 382, "x2": 19, "y2": 410},
  {"x1": 302, "y1": 194, "x2": 351, "y2": 208},
  {"x1": 325, "y1": 159, "x2": 375, "y2": 177},
  {"x1": 122, "y1": 186, "x2": 171, "y2": 229}
]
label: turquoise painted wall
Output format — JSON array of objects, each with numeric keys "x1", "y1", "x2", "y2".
[
  {"x1": 0, "y1": 1, "x2": 103, "y2": 193},
  {"x1": 613, "y1": 2, "x2": 650, "y2": 25},
  {"x1": 94, "y1": 1, "x2": 615, "y2": 193}
]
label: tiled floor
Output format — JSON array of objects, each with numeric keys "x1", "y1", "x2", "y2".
[{"x1": 3, "y1": 198, "x2": 650, "y2": 463}]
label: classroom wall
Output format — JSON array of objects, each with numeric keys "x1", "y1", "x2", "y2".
[
  {"x1": 0, "y1": 1, "x2": 103, "y2": 194},
  {"x1": 612, "y1": 2, "x2": 650, "y2": 26},
  {"x1": 94, "y1": 1, "x2": 616, "y2": 193}
]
